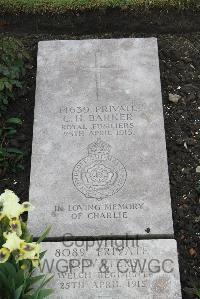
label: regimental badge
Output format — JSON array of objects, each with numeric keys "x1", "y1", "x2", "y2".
[{"x1": 72, "y1": 138, "x2": 127, "y2": 200}]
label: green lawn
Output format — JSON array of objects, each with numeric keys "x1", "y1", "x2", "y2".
[{"x1": 0, "y1": 0, "x2": 199, "y2": 13}]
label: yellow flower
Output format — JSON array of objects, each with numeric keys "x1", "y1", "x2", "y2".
[
  {"x1": 0, "y1": 248, "x2": 10, "y2": 263},
  {"x1": 0, "y1": 190, "x2": 35, "y2": 219},
  {"x1": 21, "y1": 263, "x2": 28, "y2": 270},
  {"x1": 19, "y1": 242, "x2": 41, "y2": 260},
  {"x1": 32, "y1": 259, "x2": 40, "y2": 267},
  {"x1": 10, "y1": 218, "x2": 22, "y2": 236},
  {"x1": 3, "y1": 232, "x2": 24, "y2": 252},
  {"x1": 0, "y1": 212, "x2": 5, "y2": 221},
  {"x1": 21, "y1": 202, "x2": 35, "y2": 213},
  {"x1": 17, "y1": 242, "x2": 41, "y2": 268}
]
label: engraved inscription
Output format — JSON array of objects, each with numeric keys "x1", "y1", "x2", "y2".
[
  {"x1": 72, "y1": 139, "x2": 127, "y2": 200},
  {"x1": 59, "y1": 103, "x2": 144, "y2": 138},
  {"x1": 39, "y1": 240, "x2": 181, "y2": 299}
]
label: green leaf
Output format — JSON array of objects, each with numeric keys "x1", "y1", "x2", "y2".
[
  {"x1": 5, "y1": 126, "x2": 15, "y2": 130},
  {"x1": 0, "y1": 268, "x2": 10, "y2": 289},
  {"x1": 6, "y1": 117, "x2": 22, "y2": 125},
  {"x1": 6, "y1": 148, "x2": 23, "y2": 155},
  {"x1": 0, "y1": 80, "x2": 5, "y2": 91},
  {"x1": 16, "y1": 164, "x2": 25, "y2": 170},
  {"x1": 7, "y1": 129, "x2": 17, "y2": 135},
  {"x1": 12, "y1": 80, "x2": 23, "y2": 88},
  {"x1": 3, "y1": 262, "x2": 17, "y2": 277},
  {"x1": 23, "y1": 295, "x2": 35, "y2": 299},
  {"x1": 2, "y1": 97, "x2": 8, "y2": 104},
  {"x1": 14, "y1": 285, "x2": 24, "y2": 299},
  {"x1": 40, "y1": 275, "x2": 54, "y2": 290},
  {"x1": 4, "y1": 80, "x2": 13, "y2": 91},
  {"x1": 38, "y1": 289, "x2": 54, "y2": 299},
  {"x1": 36, "y1": 226, "x2": 51, "y2": 244},
  {"x1": 34, "y1": 274, "x2": 54, "y2": 295},
  {"x1": 39, "y1": 251, "x2": 47, "y2": 260},
  {"x1": 27, "y1": 274, "x2": 46, "y2": 287},
  {"x1": 195, "y1": 289, "x2": 200, "y2": 297},
  {"x1": 33, "y1": 275, "x2": 54, "y2": 298},
  {"x1": 0, "y1": 149, "x2": 6, "y2": 155},
  {"x1": 14, "y1": 269, "x2": 25, "y2": 289}
]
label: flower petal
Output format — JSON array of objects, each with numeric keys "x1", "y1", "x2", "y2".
[
  {"x1": 2, "y1": 199, "x2": 23, "y2": 219},
  {"x1": 0, "y1": 248, "x2": 10, "y2": 263},
  {"x1": 19, "y1": 242, "x2": 41, "y2": 260},
  {"x1": 0, "y1": 212, "x2": 5, "y2": 221},
  {"x1": 32, "y1": 259, "x2": 40, "y2": 267},
  {"x1": 0, "y1": 189, "x2": 20, "y2": 204},
  {"x1": 10, "y1": 218, "x2": 22, "y2": 236},
  {"x1": 3, "y1": 232, "x2": 24, "y2": 252},
  {"x1": 21, "y1": 202, "x2": 35, "y2": 212}
]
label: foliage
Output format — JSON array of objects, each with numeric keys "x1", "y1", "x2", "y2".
[
  {"x1": 185, "y1": 276, "x2": 200, "y2": 299},
  {"x1": 186, "y1": 287, "x2": 200, "y2": 298},
  {"x1": 0, "y1": 0, "x2": 199, "y2": 13},
  {"x1": 0, "y1": 37, "x2": 30, "y2": 176},
  {"x1": 0, "y1": 37, "x2": 29, "y2": 115},
  {"x1": 0, "y1": 190, "x2": 53, "y2": 299},
  {"x1": 195, "y1": 180, "x2": 200, "y2": 194},
  {"x1": 0, "y1": 117, "x2": 24, "y2": 176}
]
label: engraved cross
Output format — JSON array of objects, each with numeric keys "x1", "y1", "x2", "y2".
[{"x1": 78, "y1": 50, "x2": 122, "y2": 101}]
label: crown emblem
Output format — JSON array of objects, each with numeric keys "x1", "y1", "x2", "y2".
[
  {"x1": 87, "y1": 138, "x2": 111, "y2": 155},
  {"x1": 73, "y1": 139, "x2": 127, "y2": 200}
]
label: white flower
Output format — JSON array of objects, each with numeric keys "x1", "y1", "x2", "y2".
[
  {"x1": 3, "y1": 232, "x2": 24, "y2": 252},
  {"x1": 2, "y1": 198, "x2": 23, "y2": 219},
  {"x1": 0, "y1": 189, "x2": 19, "y2": 205},
  {"x1": 0, "y1": 190, "x2": 35, "y2": 220}
]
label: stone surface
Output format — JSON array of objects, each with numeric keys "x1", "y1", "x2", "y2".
[
  {"x1": 29, "y1": 38, "x2": 173, "y2": 237},
  {"x1": 196, "y1": 165, "x2": 200, "y2": 173},
  {"x1": 169, "y1": 93, "x2": 181, "y2": 104},
  {"x1": 39, "y1": 239, "x2": 182, "y2": 298}
]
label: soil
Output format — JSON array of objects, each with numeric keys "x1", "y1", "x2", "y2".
[
  {"x1": 0, "y1": 8, "x2": 200, "y2": 35},
  {"x1": 0, "y1": 30, "x2": 200, "y2": 298}
]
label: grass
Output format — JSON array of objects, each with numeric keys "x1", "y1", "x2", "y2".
[{"x1": 0, "y1": 0, "x2": 199, "y2": 13}]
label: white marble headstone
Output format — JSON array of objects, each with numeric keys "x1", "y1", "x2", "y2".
[
  {"x1": 39, "y1": 239, "x2": 182, "y2": 298},
  {"x1": 29, "y1": 38, "x2": 173, "y2": 237}
]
